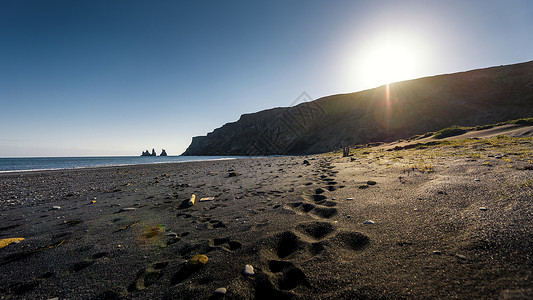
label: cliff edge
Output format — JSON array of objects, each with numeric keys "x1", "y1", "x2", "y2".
[{"x1": 182, "y1": 61, "x2": 533, "y2": 156}]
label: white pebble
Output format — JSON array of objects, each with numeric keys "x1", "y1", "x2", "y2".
[
  {"x1": 363, "y1": 220, "x2": 375, "y2": 224},
  {"x1": 214, "y1": 287, "x2": 227, "y2": 295},
  {"x1": 455, "y1": 254, "x2": 468, "y2": 260},
  {"x1": 243, "y1": 264, "x2": 254, "y2": 276},
  {"x1": 480, "y1": 207, "x2": 487, "y2": 211},
  {"x1": 346, "y1": 197, "x2": 354, "y2": 201},
  {"x1": 52, "y1": 206, "x2": 61, "y2": 210}
]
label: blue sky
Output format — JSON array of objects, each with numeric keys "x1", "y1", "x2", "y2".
[{"x1": 1, "y1": 0, "x2": 532, "y2": 157}]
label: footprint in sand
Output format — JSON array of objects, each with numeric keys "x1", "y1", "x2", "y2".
[
  {"x1": 128, "y1": 261, "x2": 169, "y2": 292},
  {"x1": 209, "y1": 237, "x2": 242, "y2": 252},
  {"x1": 286, "y1": 202, "x2": 338, "y2": 219},
  {"x1": 69, "y1": 251, "x2": 109, "y2": 273}
]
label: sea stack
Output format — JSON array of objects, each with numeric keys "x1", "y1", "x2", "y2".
[{"x1": 160, "y1": 149, "x2": 167, "y2": 156}]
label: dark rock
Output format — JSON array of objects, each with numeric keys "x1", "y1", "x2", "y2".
[
  {"x1": 181, "y1": 61, "x2": 533, "y2": 156},
  {"x1": 160, "y1": 149, "x2": 167, "y2": 156}
]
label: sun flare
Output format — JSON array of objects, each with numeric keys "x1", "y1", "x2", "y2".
[{"x1": 355, "y1": 34, "x2": 424, "y2": 89}]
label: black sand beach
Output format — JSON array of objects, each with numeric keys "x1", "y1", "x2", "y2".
[{"x1": 1, "y1": 126, "x2": 532, "y2": 299}]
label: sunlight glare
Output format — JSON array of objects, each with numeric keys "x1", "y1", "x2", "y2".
[{"x1": 354, "y1": 34, "x2": 424, "y2": 89}]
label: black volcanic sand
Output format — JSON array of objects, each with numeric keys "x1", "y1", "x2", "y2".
[{"x1": 1, "y1": 134, "x2": 532, "y2": 299}]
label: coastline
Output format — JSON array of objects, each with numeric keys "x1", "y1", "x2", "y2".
[
  {"x1": 1, "y1": 136, "x2": 532, "y2": 299},
  {"x1": 0, "y1": 156, "x2": 245, "y2": 174}
]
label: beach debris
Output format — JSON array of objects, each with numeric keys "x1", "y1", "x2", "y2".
[
  {"x1": 363, "y1": 220, "x2": 375, "y2": 224},
  {"x1": 199, "y1": 196, "x2": 215, "y2": 202},
  {"x1": 91, "y1": 200, "x2": 97, "y2": 204},
  {"x1": 190, "y1": 254, "x2": 208, "y2": 266},
  {"x1": 52, "y1": 205, "x2": 61, "y2": 210},
  {"x1": 480, "y1": 207, "x2": 488, "y2": 211},
  {"x1": 0, "y1": 238, "x2": 24, "y2": 249},
  {"x1": 214, "y1": 287, "x2": 227, "y2": 296},
  {"x1": 366, "y1": 180, "x2": 377, "y2": 185},
  {"x1": 188, "y1": 194, "x2": 196, "y2": 206},
  {"x1": 228, "y1": 171, "x2": 241, "y2": 177},
  {"x1": 243, "y1": 264, "x2": 255, "y2": 276}
]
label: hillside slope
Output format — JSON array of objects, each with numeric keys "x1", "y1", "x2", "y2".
[{"x1": 182, "y1": 61, "x2": 533, "y2": 156}]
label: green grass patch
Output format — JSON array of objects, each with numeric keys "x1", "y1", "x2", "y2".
[
  {"x1": 433, "y1": 126, "x2": 470, "y2": 139},
  {"x1": 510, "y1": 118, "x2": 533, "y2": 125}
]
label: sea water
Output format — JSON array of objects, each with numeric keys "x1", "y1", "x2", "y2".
[{"x1": 0, "y1": 156, "x2": 243, "y2": 173}]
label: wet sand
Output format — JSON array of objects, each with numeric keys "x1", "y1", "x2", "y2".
[{"x1": 1, "y1": 132, "x2": 532, "y2": 299}]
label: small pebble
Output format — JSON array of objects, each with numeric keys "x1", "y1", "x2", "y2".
[
  {"x1": 363, "y1": 220, "x2": 375, "y2": 224},
  {"x1": 367, "y1": 180, "x2": 377, "y2": 185},
  {"x1": 190, "y1": 254, "x2": 209, "y2": 266},
  {"x1": 474, "y1": 179, "x2": 480, "y2": 182},
  {"x1": 433, "y1": 250, "x2": 442, "y2": 255},
  {"x1": 455, "y1": 254, "x2": 468, "y2": 260},
  {"x1": 346, "y1": 197, "x2": 354, "y2": 201},
  {"x1": 52, "y1": 206, "x2": 61, "y2": 210},
  {"x1": 243, "y1": 264, "x2": 254, "y2": 276},
  {"x1": 480, "y1": 207, "x2": 488, "y2": 211},
  {"x1": 214, "y1": 287, "x2": 227, "y2": 295},
  {"x1": 118, "y1": 207, "x2": 137, "y2": 212}
]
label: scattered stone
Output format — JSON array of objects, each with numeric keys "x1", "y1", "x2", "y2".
[
  {"x1": 358, "y1": 185, "x2": 369, "y2": 189},
  {"x1": 479, "y1": 207, "x2": 488, "y2": 211},
  {"x1": 190, "y1": 254, "x2": 209, "y2": 266},
  {"x1": 366, "y1": 180, "x2": 377, "y2": 185},
  {"x1": 214, "y1": 287, "x2": 227, "y2": 295},
  {"x1": 303, "y1": 160, "x2": 310, "y2": 165},
  {"x1": 432, "y1": 250, "x2": 442, "y2": 255},
  {"x1": 455, "y1": 254, "x2": 468, "y2": 260},
  {"x1": 243, "y1": 264, "x2": 255, "y2": 276},
  {"x1": 363, "y1": 220, "x2": 375, "y2": 224},
  {"x1": 228, "y1": 171, "x2": 241, "y2": 177},
  {"x1": 52, "y1": 206, "x2": 61, "y2": 210},
  {"x1": 474, "y1": 178, "x2": 481, "y2": 182},
  {"x1": 495, "y1": 155, "x2": 503, "y2": 159},
  {"x1": 188, "y1": 194, "x2": 196, "y2": 206},
  {"x1": 346, "y1": 197, "x2": 354, "y2": 201},
  {"x1": 117, "y1": 207, "x2": 137, "y2": 213}
]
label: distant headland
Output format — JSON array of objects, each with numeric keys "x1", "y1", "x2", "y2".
[{"x1": 141, "y1": 149, "x2": 167, "y2": 156}]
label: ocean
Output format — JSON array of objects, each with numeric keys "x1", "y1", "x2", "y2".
[{"x1": 0, "y1": 156, "x2": 243, "y2": 173}]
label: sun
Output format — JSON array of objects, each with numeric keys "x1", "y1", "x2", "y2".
[{"x1": 354, "y1": 34, "x2": 423, "y2": 89}]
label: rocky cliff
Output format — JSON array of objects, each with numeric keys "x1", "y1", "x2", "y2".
[{"x1": 182, "y1": 61, "x2": 533, "y2": 156}]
